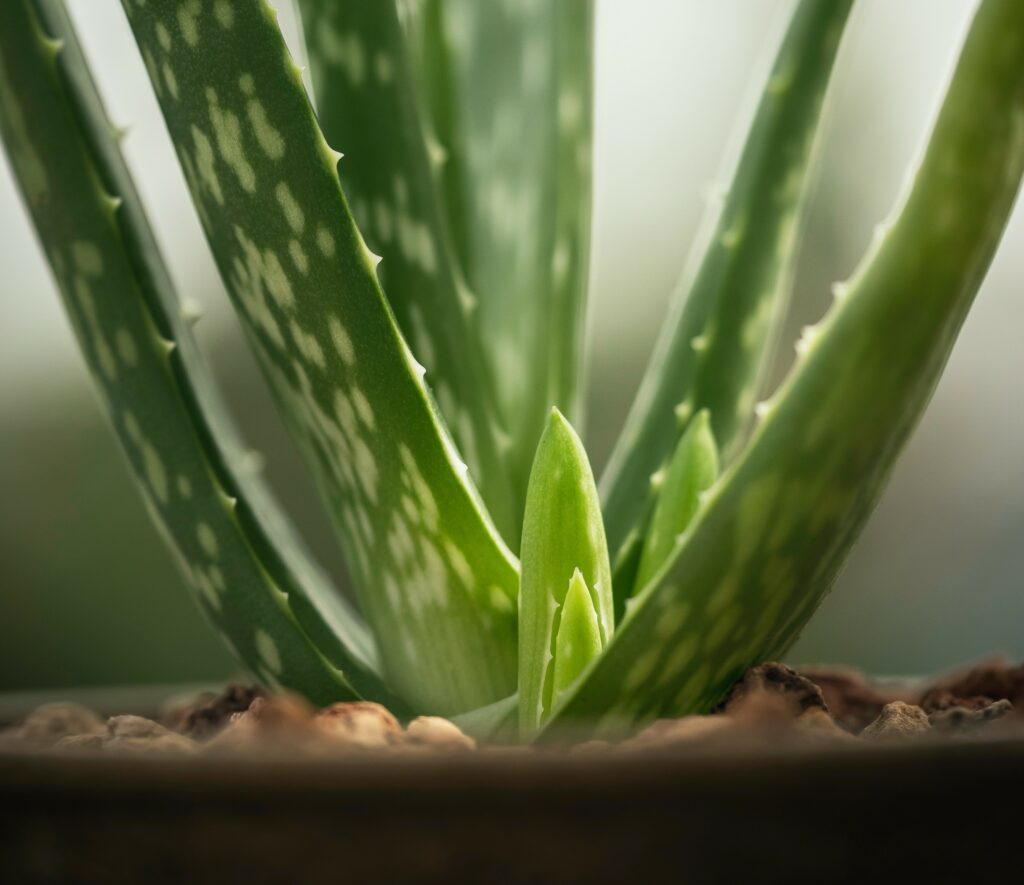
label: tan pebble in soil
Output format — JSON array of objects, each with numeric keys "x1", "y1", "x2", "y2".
[
  {"x1": 54, "y1": 733, "x2": 105, "y2": 752},
  {"x1": 106, "y1": 714, "x2": 174, "y2": 740},
  {"x1": 403, "y1": 716, "x2": 475, "y2": 752},
  {"x1": 314, "y1": 702, "x2": 402, "y2": 749},
  {"x1": 17, "y1": 703, "x2": 105, "y2": 746},
  {"x1": 861, "y1": 701, "x2": 930, "y2": 740},
  {"x1": 104, "y1": 715, "x2": 197, "y2": 754},
  {"x1": 234, "y1": 694, "x2": 314, "y2": 728}
]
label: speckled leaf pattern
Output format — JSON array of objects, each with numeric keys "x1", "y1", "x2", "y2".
[
  {"x1": 519, "y1": 410, "x2": 611, "y2": 735},
  {"x1": 405, "y1": 0, "x2": 595, "y2": 528},
  {"x1": 295, "y1": 0, "x2": 519, "y2": 543},
  {"x1": 601, "y1": 0, "x2": 853, "y2": 607},
  {"x1": 548, "y1": 0, "x2": 1024, "y2": 736},
  {"x1": 121, "y1": 0, "x2": 519, "y2": 715},
  {"x1": 0, "y1": 0, "x2": 403, "y2": 708}
]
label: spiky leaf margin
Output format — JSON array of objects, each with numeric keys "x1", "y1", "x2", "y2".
[
  {"x1": 121, "y1": 0, "x2": 518, "y2": 715},
  {"x1": 549, "y1": 0, "x2": 1024, "y2": 736},
  {"x1": 0, "y1": 0, "x2": 402, "y2": 708},
  {"x1": 601, "y1": 0, "x2": 853, "y2": 609},
  {"x1": 295, "y1": 0, "x2": 519, "y2": 542},
  {"x1": 403, "y1": 0, "x2": 595, "y2": 528}
]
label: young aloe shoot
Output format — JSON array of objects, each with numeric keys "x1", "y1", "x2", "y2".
[
  {"x1": 518, "y1": 409, "x2": 612, "y2": 735},
  {"x1": 1, "y1": 0, "x2": 1022, "y2": 741},
  {"x1": 633, "y1": 410, "x2": 719, "y2": 594}
]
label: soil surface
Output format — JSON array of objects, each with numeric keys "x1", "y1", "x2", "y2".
[{"x1": 3, "y1": 657, "x2": 1023, "y2": 756}]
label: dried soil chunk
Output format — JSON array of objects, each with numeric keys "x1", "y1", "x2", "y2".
[
  {"x1": 861, "y1": 701, "x2": 930, "y2": 740},
  {"x1": 314, "y1": 702, "x2": 402, "y2": 749},
  {"x1": 105, "y1": 715, "x2": 197, "y2": 754},
  {"x1": 17, "y1": 703, "x2": 104, "y2": 746},
  {"x1": 720, "y1": 662, "x2": 828, "y2": 721},
  {"x1": 106, "y1": 714, "x2": 172, "y2": 740},
  {"x1": 798, "y1": 666, "x2": 901, "y2": 732},
  {"x1": 919, "y1": 657, "x2": 1024, "y2": 712},
  {"x1": 205, "y1": 694, "x2": 317, "y2": 753},
  {"x1": 928, "y1": 699, "x2": 1013, "y2": 734},
  {"x1": 164, "y1": 684, "x2": 266, "y2": 740}
]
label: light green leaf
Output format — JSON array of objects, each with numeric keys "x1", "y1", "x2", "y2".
[
  {"x1": 548, "y1": 0, "x2": 1024, "y2": 737},
  {"x1": 405, "y1": 0, "x2": 596, "y2": 528},
  {"x1": 121, "y1": 0, "x2": 518, "y2": 715},
  {"x1": 519, "y1": 409, "x2": 611, "y2": 735},
  {"x1": 294, "y1": 0, "x2": 519, "y2": 542},
  {"x1": 634, "y1": 410, "x2": 719, "y2": 593},
  {"x1": 0, "y1": 0, "x2": 402, "y2": 709},
  {"x1": 552, "y1": 569, "x2": 602, "y2": 702},
  {"x1": 450, "y1": 692, "x2": 518, "y2": 743},
  {"x1": 601, "y1": 0, "x2": 853, "y2": 608}
]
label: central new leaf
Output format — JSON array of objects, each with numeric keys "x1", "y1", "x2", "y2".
[{"x1": 519, "y1": 409, "x2": 612, "y2": 735}]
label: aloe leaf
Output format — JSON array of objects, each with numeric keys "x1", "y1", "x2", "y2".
[
  {"x1": 600, "y1": 0, "x2": 853, "y2": 605},
  {"x1": 519, "y1": 409, "x2": 611, "y2": 735},
  {"x1": 450, "y1": 692, "x2": 518, "y2": 743},
  {"x1": 548, "y1": 0, "x2": 1024, "y2": 736},
  {"x1": 552, "y1": 570, "x2": 603, "y2": 702},
  {"x1": 633, "y1": 410, "x2": 719, "y2": 593},
  {"x1": 121, "y1": 0, "x2": 518, "y2": 715},
  {"x1": 0, "y1": 0, "x2": 406, "y2": 709},
  {"x1": 403, "y1": 0, "x2": 595, "y2": 523},
  {"x1": 293, "y1": 0, "x2": 518, "y2": 542}
]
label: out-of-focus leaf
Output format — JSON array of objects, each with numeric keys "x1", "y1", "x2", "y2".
[{"x1": 404, "y1": 0, "x2": 595, "y2": 530}]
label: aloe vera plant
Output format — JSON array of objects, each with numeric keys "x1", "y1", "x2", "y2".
[{"x1": 2, "y1": 0, "x2": 1021, "y2": 740}]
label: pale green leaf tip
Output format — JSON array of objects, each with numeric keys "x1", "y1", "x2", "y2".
[
  {"x1": 552, "y1": 568, "x2": 602, "y2": 701},
  {"x1": 633, "y1": 408, "x2": 720, "y2": 593}
]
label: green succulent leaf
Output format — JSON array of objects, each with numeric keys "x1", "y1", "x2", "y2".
[
  {"x1": 121, "y1": 0, "x2": 519, "y2": 715},
  {"x1": 547, "y1": 0, "x2": 1024, "y2": 737},
  {"x1": 519, "y1": 409, "x2": 612, "y2": 736},
  {"x1": 0, "y1": 0, "x2": 404, "y2": 709},
  {"x1": 552, "y1": 569, "x2": 603, "y2": 703},
  {"x1": 404, "y1": 0, "x2": 595, "y2": 527},
  {"x1": 601, "y1": 0, "x2": 853, "y2": 608},
  {"x1": 450, "y1": 692, "x2": 518, "y2": 743},
  {"x1": 634, "y1": 410, "x2": 719, "y2": 594},
  {"x1": 294, "y1": 0, "x2": 518, "y2": 542}
]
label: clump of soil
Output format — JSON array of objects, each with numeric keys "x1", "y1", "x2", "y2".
[{"x1": 2, "y1": 657, "x2": 1022, "y2": 756}]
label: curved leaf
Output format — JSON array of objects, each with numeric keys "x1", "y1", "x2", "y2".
[
  {"x1": 519, "y1": 409, "x2": 611, "y2": 735},
  {"x1": 121, "y1": 0, "x2": 518, "y2": 714},
  {"x1": 406, "y1": 0, "x2": 596, "y2": 526},
  {"x1": 633, "y1": 409, "x2": 719, "y2": 593},
  {"x1": 0, "y1": 0, "x2": 400, "y2": 708},
  {"x1": 548, "y1": 0, "x2": 1024, "y2": 736},
  {"x1": 600, "y1": 0, "x2": 853, "y2": 609},
  {"x1": 295, "y1": 0, "x2": 519, "y2": 542}
]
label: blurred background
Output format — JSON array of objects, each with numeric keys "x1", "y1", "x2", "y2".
[{"x1": 1, "y1": 0, "x2": 1021, "y2": 694}]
